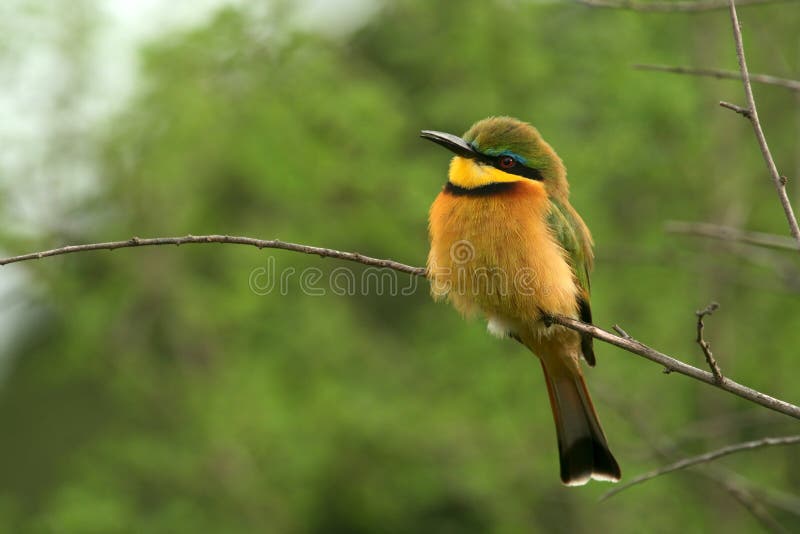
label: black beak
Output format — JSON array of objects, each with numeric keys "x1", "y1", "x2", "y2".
[{"x1": 420, "y1": 130, "x2": 478, "y2": 159}]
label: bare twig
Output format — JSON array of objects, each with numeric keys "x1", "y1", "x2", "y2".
[
  {"x1": 548, "y1": 315, "x2": 800, "y2": 420},
  {"x1": 720, "y1": 100, "x2": 752, "y2": 118},
  {"x1": 576, "y1": 0, "x2": 792, "y2": 12},
  {"x1": 714, "y1": 469, "x2": 800, "y2": 520},
  {"x1": 725, "y1": 0, "x2": 800, "y2": 250},
  {"x1": 703, "y1": 470, "x2": 791, "y2": 533},
  {"x1": 0, "y1": 234, "x2": 426, "y2": 276},
  {"x1": 634, "y1": 64, "x2": 800, "y2": 92},
  {"x1": 602, "y1": 435, "x2": 800, "y2": 500},
  {"x1": 1, "y1": 235, "x2": 799, "y2": 419},
  {"x1": 666, "y1": 220, "x2": 799, "y2": 251},
  {"x1": 696, "y1": 301, "x2": 723, "y2": 382},
  {"x1": 612, "y1": 324, "x2": 631, "y2": 338},
  {"x1": 666, "y1": 221, "x2": 800, "y2": 291},
  {"x1": 600, "y1": 389, "x2": 792, "y2": 532}
]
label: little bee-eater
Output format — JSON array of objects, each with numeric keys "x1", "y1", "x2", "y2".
[{"x1": 422, "y1": 116, "x2": 621, "y2": 486}]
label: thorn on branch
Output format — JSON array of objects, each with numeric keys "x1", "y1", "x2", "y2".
[
  {"x1": 719, "y1": 100, "x2": 752, "y2": 118},
  {"x1": 696, "y1": 301, "x2": 723, "y2": 383}
]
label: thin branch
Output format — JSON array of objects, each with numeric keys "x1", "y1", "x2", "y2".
[
  {"x1": 699, "y1": 469, "x2": 790, "y2": 533},
  {"x1": 612, "y1": 324, "x2": 632, "y2": 339},
  {"x1": 696, "y1": 301, "x2": 723, "y2": 382},
  {"x1": 576, "y1": 0, "x2": 792, "y2": 12},
  {"x1": 666, "y1": 220, "x2": 799, "y2": 251},
  {"x1": 0, "y1": 235, "x2": 426, "y2": 276},
  {"x1": 713, "y1": 469, "x2": 800, "y2": 520},
  {"x1": 602, "y1": 434, "x2": 800, "y2": 500},
  {"x1": 600, "y1": 389, "x2": 792, "y2": 532},
  {"x1": 725, "y1": 0, "x2": 800, "y2": 251},
  {"x1": 720, "y1": 100, "x2": 752, "y2": 118},
  {"x1": 634, "y1": 63, "x2": 800, "y2": 92},
  {"x1": 667, "y1": 220, "x2": 800, "y2": 294},
  {"x1": 2, "y1": 235, "x2": 799, "y2": 420},
  {"x1": 547, "y1": 315, "x2": 800, "y2": 420}
]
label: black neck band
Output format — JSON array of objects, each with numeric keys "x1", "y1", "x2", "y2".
[{"x1": 443, "y1": 182, "x2": 518, "y2": 197}]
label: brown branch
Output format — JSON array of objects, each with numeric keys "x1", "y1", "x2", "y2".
[
  {"x1": 612, "y1": 324, "x2": 632, "y2": 338},
  {"x1": 724, "y1": 0, "x2": 800, "y2": 251},
  {"x1": 599, "y1": 389, "x2": 791, "y2": 532},
  {"x1": 0, "y1": 234, "x2": 426, "y2": 276},
  {"x1": 696, "y1": 301, "x2": 723, "y2": 382},
  {"x1": 696, "y1": 468, "x2": 790, "y2": 533},
  {"x1": 720, "y1": 100, "x2": 752, "y2": 118},
  {"x1": 709, "y1": 469, "x2": 800, "y2": 525},
  {"x1": 634, "y1": 64, "x2": 800, "y2": 92},
  {"x1": 743, "y1": 482, "x2": 800, "y2": 519},
  {"x1": 576, "y1": 0, "x2": 792, "y2": 12},
  {"x1": 548, "y1": 315, "x2": 800, "y2": 420},
  {"x1": 667, "y1": 221, "x2": 800, "y2": 294},
  {"x1": 601, "y1": 434, "x2": 800, "y2": 500},
  {"x1": 665, "y1": 220, "x2": 799, "y2": 251},
  {"x1": 2, "y1": 236, "x2": 799, "y2": 419}
]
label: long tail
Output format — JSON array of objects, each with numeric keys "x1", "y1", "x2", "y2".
[{"x1": 538, "y1": 350, "x2": 621, "y2": 486}]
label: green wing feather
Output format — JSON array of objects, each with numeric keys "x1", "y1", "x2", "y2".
[{"x1": 546, "y1": 198, "x2": 596, "y2": 366}]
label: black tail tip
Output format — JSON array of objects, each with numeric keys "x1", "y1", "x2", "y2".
[{"x1": 560, "y1": 438, "x2": 621, "y2": 486}]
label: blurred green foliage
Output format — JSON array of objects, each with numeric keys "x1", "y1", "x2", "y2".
[{"x1": 1, "y1": 1, "x2": 799, "y2": 532}]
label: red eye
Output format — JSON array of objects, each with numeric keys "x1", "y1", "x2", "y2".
[{"x1": 499, "y1": 156, "x2": 515, "y2": 169}]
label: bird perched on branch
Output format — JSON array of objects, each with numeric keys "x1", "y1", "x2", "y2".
[{"x1": 422, "y1": 116, "x2": 620, "y2": 486}]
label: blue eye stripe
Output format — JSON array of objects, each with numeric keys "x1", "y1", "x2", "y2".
[
  {"x1": 477, "y1": 147, "x2": 528, "y2": 165},
  {"x1": 465, "y1": 143, "x2": 542, "y2": 181}
]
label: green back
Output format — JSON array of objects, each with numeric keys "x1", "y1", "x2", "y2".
[{"x1": 546, "y1": 198, "x2": 592, "y2": 296}]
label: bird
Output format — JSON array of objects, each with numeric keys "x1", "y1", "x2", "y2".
[{"x1": 421, "y1": 116, "x2": 621, "y2": 486}]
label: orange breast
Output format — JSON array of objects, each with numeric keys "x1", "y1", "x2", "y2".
[{"x1": 427, "y1": 181, "x2": 579, "y2": 326}]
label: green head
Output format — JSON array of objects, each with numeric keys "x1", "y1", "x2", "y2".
[{"x1": 421, "y1": 116, "x2": 568, "y2": 197}]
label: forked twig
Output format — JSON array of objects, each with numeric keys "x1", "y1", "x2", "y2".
[
  {"x1": 722, "y1": 0, "x2": 800, "y2": 251},
  {"x1": 602, "y1": 435, "x2": 800, "y2": 500},
  {"x1": 696, "y1": 302, "x2": 723, "y2": 382}
]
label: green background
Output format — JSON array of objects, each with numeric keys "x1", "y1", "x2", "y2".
[{"x1": 1, "y1": 1, "x2": 799, "y2": 532}]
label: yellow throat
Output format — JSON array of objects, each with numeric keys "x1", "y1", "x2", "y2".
[{"x1": 448, "y1": 156, "x2": 528, "y2": 190}]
